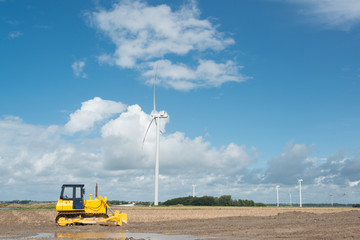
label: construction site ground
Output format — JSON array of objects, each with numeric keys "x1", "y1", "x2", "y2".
[{"x1": 0, "y1": 205, "x2": 360, "y2": 239}]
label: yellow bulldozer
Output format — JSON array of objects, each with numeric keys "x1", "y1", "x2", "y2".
[{"x1": 55, "y1": 184, "x2": 127, "y2": 226}]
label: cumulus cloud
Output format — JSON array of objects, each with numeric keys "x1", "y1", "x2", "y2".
[
  {"x1": 88, "y1": 0, "x2": 247, "y2": 90},
  {"x1": 90, "y1": 0, "x2": 233, "y2": 68},
  {"x1": 65, "y1": 97, "x2": 127, "y2": 134},
  {"x1": 341, "y1": 156, "x2": 360, "y2": 181},
  {"x1": 100, "y1": 103, "x2": 254, "y2": 175},
  {"x1": 144, "y1": 59, "x2": 248, "y2": 90},
  {"x1": 72, "y1": 60, "x2": 87, "y2": 78},
  {"x1": 101, "y1": 104, "x2": 158, "y2": 169},
  {"x1": 289, "y1": 0, "x2": 360, "y2": 30},
  {"x1": 0, "y1": 116, "x2": 69, "y2": 184},
  {"x1": 0, "y1": 115, "x2": 114, "y2": 200},
  {"x1": 264, "y1": 143, "x2": 313, "y2": 184},
  {"x1": 1, "y1": 98, "x2": 360, "y2": 202},
  {"x1": 0, "y1": 98, "x2": 256, "y2": 201}
]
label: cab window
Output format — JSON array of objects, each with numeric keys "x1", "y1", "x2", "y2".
[
  {"x1": 63, "y1": 187, "x2": 73, "y2": 199},
  {"x1": 75, "y1": 187, "x2": 82, "y2": 199}
]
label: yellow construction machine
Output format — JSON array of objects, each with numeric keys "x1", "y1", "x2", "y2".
[{"x1": 55, "y1": 184, "x2": 127, "y2": 226}]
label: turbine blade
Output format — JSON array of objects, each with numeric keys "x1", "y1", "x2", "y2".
[
  {"x1": 154, "y1": 118, "x2": 163, "y2": 134},
  {"x1": 142, "y1": 118, "x2": 155, "y2": 149}
]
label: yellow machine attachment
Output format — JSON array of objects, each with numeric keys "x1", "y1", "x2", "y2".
[{"x1": 55, "y1": 184, "x2": 127, "y2": 226}]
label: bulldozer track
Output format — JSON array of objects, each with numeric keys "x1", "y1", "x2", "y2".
[{"x1": 55, "y1": 212, "x2": 109, "y2": 223}]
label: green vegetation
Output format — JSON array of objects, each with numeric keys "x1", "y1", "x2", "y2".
[
  {"x1": 163, "y1": 195, "x2": 265, "y2": 207},
  {"x1": 2, "y1": 200, "x2": 32, "y2": 204},
  {"x1": 0, "y1": 203, "x2": 9, "y2": 208},
  {"x1": 21, "y1": 203, "x2": 56, "y2": 210},
  {"x1": 0, "y1": 204, "x2": 56, "y2": 210},
  {"x1": 352, "y1": 204, "x2": 360, "y2": 208},
  {"x1": 108, "y1": 200, "x2": 131, "y2": 205},
  {"x1": 0, "y1": 201, "x2": 56, "y2": 210},
  {"x1": 136, "y1": 201, "x2": 153, "y2": 206}
]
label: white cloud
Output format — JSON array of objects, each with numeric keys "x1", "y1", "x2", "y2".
[
  {"x1": 144, "y1": 59, "x2": 248, "y2": 90},
  {"x1": 98, "y1": 54, "x2": 115, "y2": 66},
  {"x1": 0, "y1": 98, "x2": 256, "y2": 201},
  {"x1": 0, "y1": 117, "x2": 67, "y2": 183},
  {"x1": 90, "y1": 0, "x2": 233, "y2": 68},
  {"x1": 1, "y1": 98, "x2": 360, "y2": 203},
  {"x1": 72, "y1": 60, "x2": 87, "y2": 78},
  {"x1": 348, "y1": 180, "x2": 360, "y2": 187},
  {"x1": 101, "y1": 104, "x2": 158, "y2": 169},
  {"x1": 8, "y1": 31, "x2": 22, "y2": 39},
  {"x1": 100, "y1": 103, "x2": 254, "y2": 174},
  {"x1": 64, "y1": 97, "x2": 127, "y2": 134},
  {"x1": 289, "y1": 0, "x2": 360, "y2": 30},
  {"x1": 88, "y1": 0, "x2": 246, "y2": 90},
  {"x1": 264, "y1": 143, "x2": 313, "y2": 184},
  {"x1": 0, "y1": 116, "x2": 111, "y2": 200}
]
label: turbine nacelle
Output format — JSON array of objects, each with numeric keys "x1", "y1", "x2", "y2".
[
  {"x1": 159, "y1": 110, "x2": 168, "y2": 118},
  {"x1": 151, "y1": 110, "x2": 168, "y2": 118}
]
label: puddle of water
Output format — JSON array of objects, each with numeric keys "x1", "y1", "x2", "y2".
[
  {"x1": 0, "y1": 232, "x2": 214, "y2": 240},
  {"x1": 127, "y1": 233, "x2": 207, "y2": 240},
  {"x1": 56, "y1": 232, "x2": 126, "y2": 239},
  {"x1": 29, "y1": 233, "x2": 55, "y2": 239}
]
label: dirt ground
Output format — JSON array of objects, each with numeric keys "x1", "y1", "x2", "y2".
[{"x1": 0, "y1": 206, "x2": 360, "y2": 239}]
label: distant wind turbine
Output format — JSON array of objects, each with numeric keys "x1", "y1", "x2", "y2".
[
  {"x1": 192, "y1": 185, "x2": 196, "y2": 197},
  {"x1": 143, "y1": 65, "x2": 168, "y2": 206},
  {"x1": 329, "y1": 194, "x2": 334, "y2": 207},
  {"x1": 343, "y1": 192, "x2": 348, "y2": 206},
  {"x1": 298, "y1": 179, "x2": 303, "y2": 207},
  {"x1": 276, "y1": 185, "x2": 280, "y2": 207},
  {"x1": 289, "y1": 192, "x2": 292, "y2": 207}
]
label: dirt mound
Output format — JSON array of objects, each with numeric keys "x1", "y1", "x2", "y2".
[
  {"x1": 0, "y1": 210, "x2": 56, "y2": 225},
  {"x1": 0, "y1": 207, "x2": 359, "y2": 239},
  {"x1": 276, "y1": 210, "x2": 317, "y2": 218}
]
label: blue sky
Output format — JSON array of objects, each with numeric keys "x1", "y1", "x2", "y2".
[{"x1": 1, "y1": 0, "x2": 360, "y2": 204}]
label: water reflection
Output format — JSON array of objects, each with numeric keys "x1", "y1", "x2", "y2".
[
  {"x1": 56, "y1": 232, "x2": 127, "y2": 239},
  {"x1": 0, "y1": 232, "x2": 211, "y2": 240},
  {"x1": 55, "y1": 232, "x2": 202, "y2": 240}
]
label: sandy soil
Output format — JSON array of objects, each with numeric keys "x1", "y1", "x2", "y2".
[{"x1": 0, "y1": 206, "x2": 359, "y2": 239}]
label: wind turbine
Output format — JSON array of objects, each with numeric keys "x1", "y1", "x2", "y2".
[
  {"x1": 289, "y1": 192, "x2": 292, "y2": 207},
  {"x1": 143, "y1": 66, "x2": 168, "y2": 206},
  {"x1": 298, "y1": 179, "x2": 303, "y2": 207},
  {"x1": 192, "y1": 185, "x2": 196, "y2": 197},
  {"x1": 329, "y1": 194, "x2": 334, "y2": 207},
  {"x1": 276, "y1": 185, "x2": 280, "y2": 207},
  {"x1": 343, "y1": 192, "x2": 348, "y2": 206}
]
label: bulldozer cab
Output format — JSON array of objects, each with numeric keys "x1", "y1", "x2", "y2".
[{"x1": 60, "y1": 184, "x2": 85, "y2": 209}]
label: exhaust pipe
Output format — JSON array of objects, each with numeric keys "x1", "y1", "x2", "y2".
[{"x1": 95, "y1": 183, "x2": 98, "y2": 198}]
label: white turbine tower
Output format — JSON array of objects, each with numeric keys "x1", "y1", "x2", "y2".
[
  {"x1": 192, "y1": 185, "x2": 196, "y2": 197},
  {"x1": 276, "y1": 185, "x2": 280, "y2": 207},
  {"x1": 330, "y1": 194, "x2": 334, "y2": 207},
  {"x1": 143, "y1": 66, "x2": 168, "y2": 206},
  {"x1": 298, "y1": 179, "x2": 303, "y2": 207},
  {"x1": 289, "y1": 192, "x2": 292, "y2": 207},
  {"x1": 343, "y1": 192, "x2": 348, "y2": 206}
]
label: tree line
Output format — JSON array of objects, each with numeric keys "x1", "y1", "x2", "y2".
[{"x1": 163, "y1": 195, "x2": 266, "y2": 206}]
